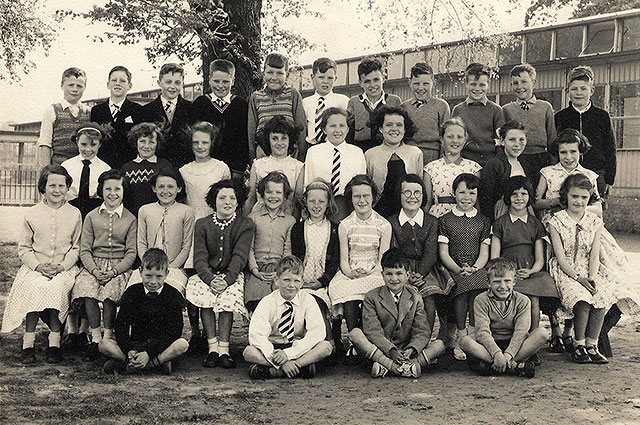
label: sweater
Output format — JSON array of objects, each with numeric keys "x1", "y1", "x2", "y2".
[
  {"x1": 347, "y1": 93, "x2": 402, "y2": 144},
  {"x1": 121, "y1": 157, "x2": 174, "y2": 216},
  {"x1": 503, "y1": 97, "x2": 556, "y2": 155},
  {"x1": 451, "y1": 99, "x2": 505, "y2": 166},
  {"x1": 401, "y1": 97, "x2": 451, "y2": 148}
]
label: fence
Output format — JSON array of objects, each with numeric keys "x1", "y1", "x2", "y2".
[{"x1": 0, "y1": 164, "x2": 40, "y2": 206}]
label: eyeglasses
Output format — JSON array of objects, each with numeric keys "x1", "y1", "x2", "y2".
[{"x1": 401, "y1": 190, "x2": 423, "y2": 199}]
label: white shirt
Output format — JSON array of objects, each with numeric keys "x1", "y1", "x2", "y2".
[
  {"x1": 398, "y1": 208, "x2": 424, "y2": 227},
  {"x1": 37, "y1": 99, "x2": 89, "y2": 147},
  {"x1": 208, "y1": 92, "x2": 232, "y2": 105},
  {"x1": 99, "y1": 203, "x2": 124, "y2": 218},
  {"x1": 302, "y1": 91, "x2": 349, "y2": 143},
  {"x1": 144, "y1": 285, "x2": 164, "y2": 295},
  {"x1": 248, "y1": 289, "x2": 326, "y2": 364},
  {"x1": 359, "y1": 91, "x2": 387, "y2": 110},
  {"x1": 303, "y1": 141, "x2": 366, "y2": 195},
  {"x1": 110, "y1": 98, "x2": 125, "y2": 117},
  {"x1": 61, "y1": 155, "x2": 111, "y2": 200},
  {"x1": 133, "y1": 155, "x2": 158, "y2": 163}
]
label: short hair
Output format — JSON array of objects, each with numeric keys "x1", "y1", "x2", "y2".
[
  {"x1": 108, "y1": 65, "x2": 132, "y2": 82},
  {"x1": 452, "y1": 173, "x2": 481, "y2": 192},
  {"x1": 205, "y1": 178, "x2": 247, "y2": 211},
  {"x1": 312, "y1": 57, "x2": 337, "y2": 74},
  {"x1": 369, "y1": 105, "x2": 417, "y2": 141},
  {"x1": 548, "y1": 129, "x2": 591, "y2": 157},
  {"x1": 209, "y1": 59, "x2": 235, "y2": 76},
  {"x1": 559, "y1": 173, "x2": 598, "y2": 208},
  {"x1": 96, "y1": 169, "x2": 128, "y2": 199},
  {"x1": 276, "y1": 255, "x2": 303, "y2": 277},
  {"x1": 142, "y1": 248, "x2": 169, "y2": 271},
  {"x1": 357, "y1": 57, "x2": 384, "y2": 79},
  {"x1": 302, "y1": 178, "x2": 338, "y2": 217},
  {"x1": 510, "y1": 63, "x2": 536, "y2": 80},
  {"x1": 71, "y1": 122, "x2": 105, "y2": 145},
  {"x1": 498, "y1": 119, "x2": 526, "y2": 140},
  {"x1": 439, "y1": 117, "x2": 467, "y2": 138},
  {"x1": 260, "y1": 115, "x2": 300, "y2": 156},
  {"x1": 61, "y1": 67, "x2": 86, "y2": 84},
  {"x1": 486, "y1": 257, "x2": 517, "y2": 280},
  {"x1": 149, "y1": 167, "x2": 185, "y2": 191},
  {"x1": 503, "y1": 176, "x2": 535, "y2": 207},
  {"x1": 38, "y1": 165, "x2": 72, "y2": 194},
  {"x1": 264, "y1": 53, "x2": 288, "y2": 70},
  {"x1": 190, "y1": 121, "x2": 220, "y2": 154},
  {"x1": 464, "y1": 62, "x2": 491, "y2": 81},
  {"x1": 257, "y1": 170, "x2": 293, "y2": 199},
  {"x1": 344, "y1": 174, "x2": 378, "y2": 207},
  {"x1": 127, "y1": 122, "x2": 164, "y2": 152},
  {"x1": 159, "y1": 63, "x2": 184, "y2": 79},
  {"x1": 410, "y1": 62, "x2": 434, "y2": 78},
  {"x1": 320, "y1": 107, "x2": 348, "y2": 130},
  {"x1": 397, "y1": 173, "x2": 428, "y2": 208},
  {"x1": 381, "y1": 247, "x2": 409, "y2": 270},
  {"x1": 568, "y1": 66, "x2": 594, "y2": 85}
]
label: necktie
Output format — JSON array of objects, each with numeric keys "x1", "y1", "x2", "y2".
[
  {"x1": 111, "y1": 103, "x2": 120, "y2": 120},
  {"x1": 520, "y1": 101, "x2": 530, "y2": 111},
  {"x1": 146, "y1": 291, "x2": 159, "y2": 299},
  {"x1": 278, "y1": 301, "x2": 295, "y2": 342},
  {"x1": 153, "y1": 207, "x2": 169, "y2": 254},
  {"x1": 164, "y1": 100, "x2": 174, "y2": 123},
  {"x1": 394, "y1": 292, "x2": 401, "y2": 306},
  {"x1": 314, "y1": 97, "x2": 326, "y2": 144},
  {"x1": 413, "y1": 99, "x2": 426, "y2": 108},
  {"x1": 331, "y1": 147, "x2": 341, "y2": 196},
  {"x1": 79, "y1": 159, "x2": 91, "y2": 202}
]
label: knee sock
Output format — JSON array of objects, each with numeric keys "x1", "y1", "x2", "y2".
[
  {"x1": 418, "y1": 350, "x2": 433, "y2": 367},
  {"x1": 103, "y1": 328, "x2": 114, "y2": 339},
  {"x1": 147, "y1": 356, "x2": 162, "y2": 368},
  {"x1": 467, "y1": 326, "x2": 476, "y2": 338},
  {"x1": 207, "y1": 337, "x2": 219, "y2": 354},
  {"x1": 67, "y1": 317, "x2": 79, "y2": 334},
  {"x1": 23, "y1": 332, "x2": 36, "y2": 349},
  {"x1": 49, "y1": 331, "x2": 61, "y2": 348},
  {"x1": 218, "y1": 341, "x2": 230, "y2": 356},
  {"x1": 79, "y1": 318, "x2": 89, "y2": 334},
  {"x1": 331, "y1": 318, "x2": 343, "y2": 345},
  {"x1": 574, "y1": 338, "x2": 585, "y2": 347},
  {"x1": 368, "y1": 347, "x2": 395, "y2": 371},
  {"x1": 90, "y1": 327, "x2": 102, "y2": 344}
]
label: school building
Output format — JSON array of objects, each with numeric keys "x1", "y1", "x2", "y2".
[{"x1": 1, "y1": 9, "x2": 639, "y2": 229}]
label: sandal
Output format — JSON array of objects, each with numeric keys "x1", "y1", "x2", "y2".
[
  {"x1": 549, "y1": 336, "x2": 565, "y2": 353},
  {"x1": 562, "y1": 336, "x2": 574, "y2": 353}
]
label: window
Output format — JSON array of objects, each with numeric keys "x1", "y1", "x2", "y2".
[
  {"x1": 498, "y1": 37, "x2": 523, "y2": 65},
  {"x1": 584, "y1": 21, "x2": 615, "y2": 55},
  {"x1": 611, "y1": 84, "x2": 640, "y2": 148},
  {"x1": 526, "y1": 31, "x2": 552, "y2": 63},
  {"x1": 623, "y1": 17, "x2": 640, "y2": 51},
  {"x1": 555, "y1": 26, "x2": 583, "y2": 59}
]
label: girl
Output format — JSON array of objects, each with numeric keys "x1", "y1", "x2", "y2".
[
  {"x1": 185, "y1": 179, "x2": 254, "y2": 368},
  {"x1": 480, "y1": 120, "x2": 536, "y2": 221},
  {"x1": 1, "y1": 165, "x2": 82, "y2": 364},
  {"x1": 328, "y1": 175, "x2": 391, "y2": 334},
  {"x1": 438, "y1": 173, "x2": 491, "y2": 360},
  {"x1": 72, "y1": 169, "x2": 137, "y2": 362},
  {"x1": 245, "y1": 115, "x2": 303, "y2": 214},
  {"x1": 365, "y1": 106, "x2": 423, "y2": 218},
  {"x1": 133, "y1": 168, "x2": 195, "y2": 295},
  {"x1": 121, "y1": 122, "x2": 174, "y2": 216},
  {"x1": 424, "y1": 117, "x2": 482, "y2": 218},
  {"x1": 245, "y1": 171, "x2": 296, "y2": 312},
  {"x1": 388, "y1": 173, "x2": 454, "y2": 335}
]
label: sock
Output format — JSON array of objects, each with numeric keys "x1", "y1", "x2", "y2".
[
  {"x1": 368, "y1": 347, "x2": 395, "y2": 370},
  {"x1": 79, "y1": 318, "x2": 89, "y2": 334},
  {"x1": 90, "y1": 327, "x2": 102, "y2": 344},
  {"x1": 574, "y1": 339, "x2": 585, "y2": 347},
  {"x1": 103, "y1": 328, "x2": 114, "y2": 339},
  {"x1": 467, "y1": 326, "x2": 476, "y2": 338},
  {"x1": 419, "y1": 351, "x2": 431, "y2": 367},
  {"x1": 585, "y1": 337, "x2": 598, "y2": 347},
  {"x1": 147, "y1": 357, "x2": 161, "y2": 368},
  {"x1": 49, "y1": 331, "x2": 61, "y2": 348},
  {"x1": 219, "y1": 341, "x2": 230, "y2": 356},
  {"x1": 207, "y1": 337, "x2": 219, "y2": 354},
  {"x1": 67, "y1": 317, "x2": 79, "y2": 334},
  {"x1": 23, "y1": 332, "x2": 36, "y2": 349}
]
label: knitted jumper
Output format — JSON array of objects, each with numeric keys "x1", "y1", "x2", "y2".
[{"x1": 51, "y1": 103, "x2": 91, "y2": 165}]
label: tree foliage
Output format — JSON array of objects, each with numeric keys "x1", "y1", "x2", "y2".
[{"x1": 521, "y1": 0, "x2": 640, "y2": 26}]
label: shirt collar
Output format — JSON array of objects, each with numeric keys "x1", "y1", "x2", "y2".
[
  {"x1": 265, "y1": 85, "x2": 287, "y2": 96},
  {"x1": 452, "y1": 206, "x2": 477, "y2": 217},
  {"x1": 465, "y1": 96, "x2": 488, "y2": 106},
  {"x1": 571, "y1": 101, "x2": 592, "y2": 114},
  {"x1": 144, "y1": 285, "x2": 164, "y2": 295},
  {"x1": 521, "y1": 95, "x2": 537, "y2": 104},
  {"x1": 359, "y1": 92, "x2": 386, "y2": 109},
  {"x1": 161, "y1": 96, "x2": 177, "y2": 108},
  {"x1": 110, "y1": 98, "x2": 125, "y2": 109},
  {"x1": 258, "y1": 203, "x2": 285, "y2": 218},
  {"x1": 509, "y1": 213, "x2": 528, "y2": 223},
  {"x1": 61, "y1": 99, "x2": 80, "y2": 114},
  {"x1": 306, "y1": 217, "x2": 328, "y2": 227},
  {"x1": 398, "y1": 208, "x2": 424, "y2": 226},
  {"x1": 133, "y1": 155, "x2": 158, "y2": 163},
  {"x1": 488, "y1": 289, "x2": 513, "y2": 302},
  {"x1": 314, "y1": 91, "x2": 333, "y2": 99},
  {"x1": 99, "y1": 203, "x2": 124, "y2": 218},
  {"x1": 208, "y1": 92, "x2": 232, "y2": 104},
  {"x1": 277, "y1": 291, "x2": 300, "y2": 306}
]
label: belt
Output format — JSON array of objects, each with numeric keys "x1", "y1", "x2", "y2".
[{"x1": 434, "y1": 195, "x2": 456, "y2": 204}]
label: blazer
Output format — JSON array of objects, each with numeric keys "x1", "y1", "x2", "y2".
[
  {"x1": 91, "y1": 99, "x2": 142, "y2": 169},
  {"x1": 290, "y1": 220, "x2": 339, "y2": 288},
  {"x1": 362, "y1": 285, "x2": 430, "y2": 356}
]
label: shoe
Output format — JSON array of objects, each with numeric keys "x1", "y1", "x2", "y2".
[
  {"x1": 248, "y1": 363, "x2": 271, "y2": 380},
  {"x1": 586, "y1": 346, "x2": 609, "y2": 364},
  {"x1": 549, "y1": 336, "x2": 565, "y2": 353},
  {"x1": 21, "y1": 348, "x2": 36, "y2": 364},
  {"x1": 398, "y1": 362, "x2": 421, "y2": 378},
  {"x1": 344, "y1": 345, "x2": 362, "y2": 365},
  {"x1": 61, "y1": 333, "x2": 79, "y2": 351},
  {"x1": 513, "y1": 361, "x2": 536, "y2": 378},
  {"x1": 571, "y1": 345, "x2": 591, "y2": 363},
  {"x1": 467, "y1": 357, "x2": 492, "y2": 376},
  {"x1": 218, "y1": 354, "x2": 236, "y2": 369},
  {"x1": 528, "y1": 353, "x2": 541, "y2": 366},
  {"x1": 453, "y1": 346, "x2": 466, "y2": 361},
  {"x1": 188, "y1": 334, "x2": 206, "y2": 353},
  {"x1": 158, "y1": 360, "x2": 172, "y2": 375},
  {"x1": 563, "y1": 336, "x2": 575, "y2": 353},
  {"x1": 45, "y1": 346, "x2": 63, "y2": 363},
  {"x1": 299, "y1": 363, "x2": 317, "y2": 379},
  {"x1": 102, "y1": 359, "x2": 126, "y2": 374},
  {"x1": 371, "y1": 362, "x2": 388, "y2": 378},
  {"x1": 82, "y1": 342, "x2": 101, "y2": 362},
  {"x1": 202, "y1": 351, "x2": 219, "y2": 368}
]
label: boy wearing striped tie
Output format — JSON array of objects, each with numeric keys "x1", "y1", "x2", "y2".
[{"x1": 243, "y1": 255, "x2": 333, "y2": 379}]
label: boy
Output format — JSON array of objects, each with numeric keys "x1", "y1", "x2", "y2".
[
  {"x1": 401, "y1": 62, "x2": 450, "y2": 165},
  {"x1": 247, "y1": 53, "x2": 307, "y2": 161},
  {"x1": 90, "y1": 66, "x2": 142, "y2": 169},
  {"x1": 243, "y1": 255, "x2": 333, "y2": 379},
  {"x1": 137, "y1": 63, "x2": 195, "y2": 169},
  {"x1": 61, "y1": 123, "x2": 111, "y2": 218},
  {"x1": 192, "y1": 59, "x2": 250, "y2": 179},
  {"x1": 502, "y1": 63, "x2": 556, "y2": 181},
  {"x1": 348, "y1": 248, "x2": 445, "y2": 378},
  {"x1": 99, "y1": 248, "x2": 188, "y2": 375},
  {"x1": 302, "y1": 57, "x2": 349, "y2": 146},
  {"x1": 555, "y1": 65, "x2": 616, "y2": 198},
  {"x1": 451, "y1": 63, "x2": 505, "y2": 166},
  {"x1": 460, "y1": 258, "x2": 547, "y2": 378},
  {"x1": 38, "y1": 67, "x2": 91, "y2": 166},
  {"x1": 347, "y1": 58, "x2": 401, "y2": 152}
]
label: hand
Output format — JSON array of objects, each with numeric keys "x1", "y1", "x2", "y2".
[
  {"x1": 459, "y1": 263, "x2": 474, "y2": 277},
  {"x1": 516, "y1": 268, "x2": 532, "y2": 279},
  {"x1": 36, "y1": 263, "x2": 54, "y2": 278},
  {"x1": 492, "y1": 352, "x2": 508, "y2": 373},
  {"x1": 127, "y1": 350, "x2": 138, "y2": 362},
  {"x1": 303, "y1": 280, "x2": 322, "y2": 290},
  {"x1": 271, "y1": 349, "x2": 289, "y2": 366},
  {"x1": 255, "y1": 271, "x2": 276, "y2": 282},
  {"x1": 400, "y1": 348, "x2": 416, "y2": 361},
  {"x1": 131, "y1": 351, "x2": 150, "y2": 369},
  {"x1": 603, "y1": 184, "x2": 612, "y2": 198},
  {"x1": 209, "y1": 276, "x2": 228, "y2": 294},
  {"x1": 389, "y1": 348, "x2": 401, "y2": 363},
  {"x1": 577, "y1": 276, "x2": 596, "y2": 295},
  {"x1": 409, "y1": 272, "x2": 424, "y2": 287},
  {"x1": 280, "y1": 360, "x2": 300, "y2": 378},
  {"x1": 504, "y1": 352, "x2": 514, "y2": 369}
]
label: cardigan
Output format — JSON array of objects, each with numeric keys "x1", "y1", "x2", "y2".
[
  {"x1": 290, "y1": 220, "x2": 340, "y2": 288},
  {"x1": 347, "y1": 93, "x2": 402, "y2": 144},
  {"x1": 365, "y1": 143, "x2": 424, "y2": 194},
  {"x1": 388, "y1": 211, "x2": 438, "y2": 277}
]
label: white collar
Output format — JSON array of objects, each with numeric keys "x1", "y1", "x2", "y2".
[
  {"x1": 465, "y1": 96, "x2": 488, "y2": 105},
  {"x1": 277, "y1": 291, "x2": 300, "y2": 306},
  {"x1": 519, "y1": 95, "x2": 537, "y2": 104},
  {"x1": 572, "y1": 101, "x2": 592, "y2": 114},
  {"x1": 110, "y1": 98, "x2": 125, "y2": 108},
  {"x1": 209, "y1": 92, "x2": 232, "y2": 104},
  {"x1": 144, "y1": 285, "x2": 164, "y2": 295},
  {"x1": 399, "y1": 208, "x2": 424, "y2": 226},
  {"x1": 359, "y1": 92, "x2": 386, "y2": 109},
  {"x1": 61, "y1": 99, "x2": 81, "y2": 113},
  {"x1": 133, "y1": 155, "x2": 157, "y2": 163},
  {"x1": 452, "y1": 206, "x2": 477, "y2": 217},
  {"x1": 509, "y1": 213, "x2": 528, "y2": 223},
  {"x1": 99, "y1": 203, "x2": 124, "y2": 218},
  {"x1": 161, "y1": 96, "x2": 178, "y2": 108},
  {"x1": 314, "y1": 91, "x2": 333, "y2": 99}
]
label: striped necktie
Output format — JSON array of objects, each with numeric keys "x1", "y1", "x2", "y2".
[
  {"x1": 331, "y1": 147, "x2": 340, "y2": 196},
  {"x1": 314, "y1": 96, "x2": 326, "y2": 144},
  {"x1": 111, "y1": 103, "x2": 120, "y2": 120},
  {"x1": 278, "y1": 301, "x2": 295, "y2": 342}
]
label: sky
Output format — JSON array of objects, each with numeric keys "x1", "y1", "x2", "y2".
[{"x1": 0, "y1": 0, "x2": 573, "y2": 125}]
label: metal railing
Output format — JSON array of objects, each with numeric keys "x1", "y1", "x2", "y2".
[{"x1": 0, "y1": 163, "x2": 40, "y2": 206}]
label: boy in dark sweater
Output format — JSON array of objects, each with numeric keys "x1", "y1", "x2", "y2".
[
  {"x1": 555, "y1": 66, "x2": 616, "y2": 198},
  {"x1": 99, "y1": 248, "x2": 188, "y2": 374}
]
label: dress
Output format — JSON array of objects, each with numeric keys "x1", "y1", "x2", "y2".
[
  {"x1": 438, "y1": 208, "x2": 491, "y2": 297},
  {"x1": 492, "y1": 213, "x2": 558, "y2": 298},
  {"x1": 425, "y1": 157, "x2": 482, "y2": 218},
  {"x1": 539, "y1": 163, "x2": 600, "y2": 224},
  {"x1": 180, "y1": 159, "x2": 231, "y2": 220},
  {"x1": 250, "y1": 155, "x2": 303, "y2": 214},
  {"x1": 301, "y1": 219, "x2": 333, "y2": 308},
  {"x1": 328, "y1": 211, "x2": 390, "y2": 306}
]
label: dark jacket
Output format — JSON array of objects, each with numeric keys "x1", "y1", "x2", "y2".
[
  {"x1": 290, "y1": 220, "x2": 339, "y2": 288},
  {"x1": 90, "y1": 99, "x2": 142, "y2": 169}
]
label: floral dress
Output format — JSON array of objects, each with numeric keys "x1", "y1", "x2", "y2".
[{"x1": 425, "y1": 157, "x2": 482, "y2": 218}]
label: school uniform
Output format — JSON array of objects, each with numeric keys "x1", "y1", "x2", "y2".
[
  {"x1": 61, "y1": 154, "x2": 111, "y2": 218},
  {"x1": 291, "y1": 219, "x2": 340, "y2": 289},
  {"x1": 302, "y1": 91, "x2": 349, "y2": 146},
  {"x1": 401, "y1": 97, "x2": 451, "y2": 165},
  {"x1": 451, "y1": 97, "x2": 505, "y2": 166},
  {"x1": 91, "y1": 98, "x2": 142, "y2": 169},
  {"x1": 347, "y1": 92, "x2": 402, "y2": 152},
  {"x1": 37, "y1": 100, "x2": 91, "y2": 165}
]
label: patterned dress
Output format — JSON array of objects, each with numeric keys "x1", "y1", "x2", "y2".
[
  {"x1": 250, "y1": 155, "x2": 303, "y2": 214},
  {"x1": 301, "y1": 219, "x2": 333, "y2": 308},
  {"x1": 424, "y1": 157, "x2": 482, "y2": 218},
  {"x1": 539, "y1": 163, "x2": 600, "y2": 224}
]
